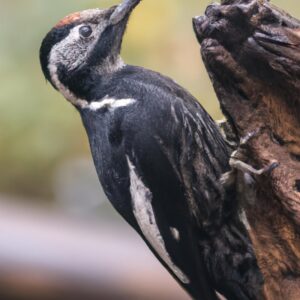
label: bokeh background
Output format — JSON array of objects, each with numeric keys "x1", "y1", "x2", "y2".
[{"x1": 0, "y1": 0, "x2": 299, "y2": 299}]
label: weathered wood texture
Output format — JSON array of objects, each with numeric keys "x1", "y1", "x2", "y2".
[{"x1": 194, "y1": 0, "x2": 300, "y2": 299}]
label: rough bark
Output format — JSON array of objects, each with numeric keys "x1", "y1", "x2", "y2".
[{"x1": 193, "y1": 0, "x2": 300, "y2": 299}]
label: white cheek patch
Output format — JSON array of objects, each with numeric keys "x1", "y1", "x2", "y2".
[
  {"x1": 88, "y1": 98, "x2": 137, "y2": 111},
  {"x1": 49, "y1": 24, "x2": 101, "y2": 72},
  {"x1": 127, "y1": 157, "x2": 190, "y2": 284}
]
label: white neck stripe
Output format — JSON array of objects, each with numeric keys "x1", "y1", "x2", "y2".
[
  {"x1": 88, "y1": 98, "x2": 137, "y2": 111},
  {"x1": 48, "y1": 64, "x2": 88, "y2": 108}
]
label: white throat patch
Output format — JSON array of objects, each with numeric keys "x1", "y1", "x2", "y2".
[{"x1": 127, "y1": 157, "x2": 190, "y2": 284}]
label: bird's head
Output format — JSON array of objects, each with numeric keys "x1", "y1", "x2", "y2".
[{"x1": 40, "y1": 0, "x2": 140, "y2": 104}]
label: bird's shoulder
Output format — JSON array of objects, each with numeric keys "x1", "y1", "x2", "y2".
[
  {"x1": 90, "y1": 65, "x2": 201, "y2": 111},
  {"x1": 85, "y1": 65, "x2": 229, "y2": 171},
  {"x1": 116, "y1": 65, "x2": 201, "y2": 105},
  {"x1": 91, "y1": 65, "x2": 215, "y2": 133}
]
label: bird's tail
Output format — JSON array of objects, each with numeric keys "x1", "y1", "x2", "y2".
[{"x1": 200, "y1": 218, "x2": 264, "y2": 300}]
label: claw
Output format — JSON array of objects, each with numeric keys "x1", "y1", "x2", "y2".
[{"x1": 262, "y1": 161, "x2": 279, "y2": 173}]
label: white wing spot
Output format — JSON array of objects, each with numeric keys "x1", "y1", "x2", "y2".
[
  {"x1": 240, "y1": 210, "x2": 251, "y2": 231},
  {"x1": 127, "y1": 156, "x2": 190, "y2": 284},
  {"x1": 217, "y1": 291, "x2": 228, "y2": 300},
  {"x1": 170, "y1": 227, "x2": 180, "y2": 241}
]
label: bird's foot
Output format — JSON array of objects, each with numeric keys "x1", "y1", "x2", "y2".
[
  {"x1": 231, "y1": 128, "x2": 279, "y2": 175},
  {"x1": 220, "y1": 128, "x2": 279, "y2": 188},
  {"x1": 230, "y1": 157, "x2": 279, "y2": 176}
]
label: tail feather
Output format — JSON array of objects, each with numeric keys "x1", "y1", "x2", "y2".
[{"x1": 200, "y1": 219, "x2": 264, "y2": 300}]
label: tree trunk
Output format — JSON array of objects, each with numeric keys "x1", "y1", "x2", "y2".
[{"x1": 193, "y1": 0, "x2": 300, "y2": 299}]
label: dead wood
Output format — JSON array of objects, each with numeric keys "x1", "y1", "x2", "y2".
[{"x1": 193, "y1": 0, "x2": 300, "y2": 299}]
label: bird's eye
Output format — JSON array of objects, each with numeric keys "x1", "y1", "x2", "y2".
[{"x1": 79, "y1": 25, "x2": 93, "y2": 38}]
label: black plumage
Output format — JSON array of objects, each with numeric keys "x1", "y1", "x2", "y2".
[{"x1": 40, "y1": 1, "x2": 263, "y2": 299}]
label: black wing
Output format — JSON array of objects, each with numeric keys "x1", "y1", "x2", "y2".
[
  {"x1": 123, "y1": 98, "x2": 221, "y2": 299},
  {"x1": 119, "y1": 68, "x2": 262, "y2": 300}
]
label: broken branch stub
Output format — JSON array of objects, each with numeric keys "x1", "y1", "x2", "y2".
[{"x1": 194, "y1": 0, "x2": 300, "y2": 299}]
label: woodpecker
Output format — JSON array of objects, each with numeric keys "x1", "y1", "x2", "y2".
[{"x1": 40, "y1": 1, "x2": 263, "y2": 299}]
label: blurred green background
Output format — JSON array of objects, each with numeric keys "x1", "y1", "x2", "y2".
[
  {"x1": 0, "y1": 0, "x2": 299, "y2": 201},
  {"x1": 0, "y1": 1, "x2": 299, "y2": 299}
]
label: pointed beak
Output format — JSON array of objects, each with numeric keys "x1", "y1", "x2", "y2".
[{"x1": 109, "y1": 0, "x2": 141, "y2": 25}]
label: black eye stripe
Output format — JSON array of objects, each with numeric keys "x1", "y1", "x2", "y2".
[{"x1": 79, "y1": 25, "x2": 93, "y2": 38}]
